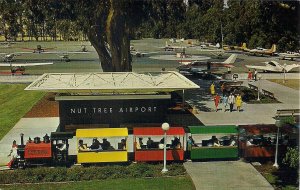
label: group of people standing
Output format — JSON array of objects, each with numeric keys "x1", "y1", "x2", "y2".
[
  {"x1": 248, "y1": 69, "x2": 258, "y2": 81},
  {"x1": 210, "y1": 83, "x2": 243, "y2": 112}
]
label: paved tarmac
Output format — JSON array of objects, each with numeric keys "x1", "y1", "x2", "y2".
[{"x1": 184, "y1": 161, "x2": 274, "y2": 190}]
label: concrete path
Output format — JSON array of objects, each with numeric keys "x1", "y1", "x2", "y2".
[
  {"x1": 188, "y1": 79, "x2": 299, "y2": 126},
  {"x1": 184, "y1": 161, "x2": 274, "y2": 190},
  {"x1": 0, "y1": 117, "x2": 59, "y2": 165},
  {"x1": 0, "y1": 75, "x2": 40, "y2": 83}
]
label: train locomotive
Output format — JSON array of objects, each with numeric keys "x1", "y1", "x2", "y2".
[{"x1": 9, "y1": 132, "x2": 73, "y2": 168}]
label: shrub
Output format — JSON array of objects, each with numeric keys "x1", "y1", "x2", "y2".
[
  {"x1": 0, "y1": 163, "x2": 186, "y2": 184},
  {"x1": 283, "y1": 147, "x2": 299, "y2": 169}
]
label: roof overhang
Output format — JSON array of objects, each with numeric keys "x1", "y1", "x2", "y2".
[{"x1": 25, "y1": 72, "x2": 200, "y2": 94}]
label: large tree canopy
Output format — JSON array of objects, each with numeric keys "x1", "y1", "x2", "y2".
[{"x1": 0, "y1": 0, "x2": 299, "y2": 71}]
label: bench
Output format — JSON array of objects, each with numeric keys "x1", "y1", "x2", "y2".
[
  {"x1": 276, "y1": 109, "x2": 300, "y2": 117},
  {"x1": 248, "y1": 83, "x2": 258, "y2": 91},
  {"x1": 262, "y1": 89, "x2": 275, "y2": 99}
]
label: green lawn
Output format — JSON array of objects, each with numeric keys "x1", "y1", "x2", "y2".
[
  {"x1": 0, "y1": 84, "x2": 45, "y2": 140},
  {"x1": 268, "y1": 79, "x2": 300, "y2": 90},
  {"x1": 0, "y1": 176, "x2": 195, "y2": 190}
]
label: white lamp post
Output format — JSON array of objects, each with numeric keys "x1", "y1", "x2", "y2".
[
  {"x1": 283, "y1": 63, "x2": 287, "y2": 84},
  {"x1": 273, "y1": 119, "x2": 281, "y2": 168},
  {"x1": 161, "y1": 122, "x2": 170, "y2": 173},
  {"x1": 257, "y1": 74, "x2": 262, "y2": 101}
]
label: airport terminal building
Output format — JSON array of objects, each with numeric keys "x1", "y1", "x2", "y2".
[{"x1": 25, "y1": 72, "x2": 200, "y2": 131}]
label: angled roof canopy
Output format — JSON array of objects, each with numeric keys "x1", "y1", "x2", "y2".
[{"x1": 25, "y1": 72, "x2": 199, "y2": 94}]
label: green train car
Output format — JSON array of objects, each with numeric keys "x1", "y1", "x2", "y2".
[{"x1": 188, "y1": 125, "x2": 239, "y2": 160}]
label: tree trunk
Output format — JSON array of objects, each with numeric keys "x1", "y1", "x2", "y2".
[
  {"x1": 106, "y1": 2, "x2": 132, "y2": 72},
  {"x1": 86, "y1": 0, "x2": 132, "y2": 72}
]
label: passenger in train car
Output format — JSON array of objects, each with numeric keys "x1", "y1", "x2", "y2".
[
  {"x1": 102, "y1": 138, "x2": 111, "y2": 150},
  {"x1": 159, "y1": 137, "x2": 165, "y2": 149},
  {"x1": 246, "y1": 137, "x2": 254, "y2": 146},
  {"x1": 119, "y1": 139, "x2": 126, "y2": 150},
  {"x1": 187, "y1": 136, "x2": 197, "y2": 147},
  {"x1": 146, "y1": 137, "x2": 154, "y2": 149},
  {"x1": 90, "y1": 138, "x2": 102, "y2": 150},
  {"x1": 265, "y1": 137, "x2": 272, "y2": 146},
  {"x1": 171, "y1": 136, "x2": 181, "y2": 149},
  {"x1": 136, "y1": 137, "x2": 143, "y2": 149},
  {"x1": 212, "y1": 136, "x2": 221, "y2": 147},
  {"x1": 229, "y1": 135, "x2": 236, "y2": 146},
  {"x1": 78, "y1": 139, "x2": 89, "y2": 152}
]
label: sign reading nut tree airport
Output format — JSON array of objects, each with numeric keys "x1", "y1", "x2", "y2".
[{"x1": 58, "y1": 96, "x2": 170, "y2": 130}]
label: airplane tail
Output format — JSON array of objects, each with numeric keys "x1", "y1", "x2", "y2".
[
  {"x1": 242, "y1": 43, "x2": 247, "y2": 49},
  {"x1": 223, "y1": 54, "x2": 237, "y2": 64},
  {"x1": 269, "y1": 44, "x2": 276, "y2": 53}
]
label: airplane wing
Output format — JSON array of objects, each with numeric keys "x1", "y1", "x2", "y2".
[
  {"x1": 245, "y1": 65, "x2": 268, "y2": 70},
  {"x1": 0, "y1": 62, "x2": 53, "y2": 67},
  {"x1": 141, "y1": 51, "x2": 158, "y2": 55},
  {"x1": 284, "y1": 64, "x2": 300, "y2": 72}
]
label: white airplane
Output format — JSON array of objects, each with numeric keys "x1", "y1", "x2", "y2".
[
  {"x1": 246, "y1": 61, "x2": 300, "y2": 72},
  {"x1": 130, "y1": 50, "x2": 157, "y2": 57},
  {"x1": 248, "y1": 44, "x2": 277, "y2": 56},
  {"x1": 0, "y1": 53, "x2": 22, "y2": 62},
  {"x1": 0, "y1": 51, "x2": 34, "y2": 62},
  {"x1": 177, "y1": 54, "x2": 237, "y2": 74},
  {"x1": 160, "y1": 41, "x2": 187, "y2": 51},
  {"x1": 0, "y1": 62, "x2": 53, "y2": 74},
  {"x1": 169, "y1": 38, "x2": 184, "y2": 43},
  {"x1": 278, "y1": 51, "x2": 300, "y2": 61}
]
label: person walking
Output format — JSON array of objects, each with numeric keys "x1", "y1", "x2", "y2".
[
  {"x1": 235, "y1": 93, "x2": 242, "y2": 112},
  {"x1": 228, "y1": 93, "x2": 235, "y2": 112},
  {"x1": 213, "y1": 93, "x2": 221, "y2": 112},
  {"x1": 221, "y1": 83, "x2": 225, "y2": 96},
  {"x1": 222, "y1": 94, "x2": 228, "y2": 112},
  {"x1": 254, "y1": 69, "x2": 258, "y2": 81},
  {"x1": 210, "y1": 82, "x2": 215, "y2": 96},
  {"x1": 247, "y1": 69, "x2": 253, "y2": 81}
]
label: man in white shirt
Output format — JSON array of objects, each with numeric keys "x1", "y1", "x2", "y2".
[{"x1": 228, "y1": 93, "x2": 235, "y2": 112}]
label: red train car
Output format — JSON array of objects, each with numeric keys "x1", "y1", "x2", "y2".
[{"x1": 133, "y1": 127, "x2": 185, "y2": 162}]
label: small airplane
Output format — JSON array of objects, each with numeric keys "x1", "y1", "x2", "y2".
[
  {"x1": 245, "y1": 61, "x2": 300, "y2": 72},
  {"x1": 223, "y1": 43, "x2": 247, "y2": 51},
  {"x1": 0, "y1": 62, "x2": 53, "y2": 74},
  {"x1": 0, "y1": 41, "x2": 16, "y2": 48},
  {"x1": 55, "y1": 51, "x2": 90, "y2": 62},
  {"x1": 22, "y1": 45, "x2": 56, "y2": 53},
  {"x1": 169, "y1": 38, "x2": 184, "y2": 43},
  {"x1": 177, "y1": 54, "x2": 237, "y2": 74},
  {"x1": 278, "y1": 51, "x2": 300, "y2": 61},
  {"x1": 0, "y1": 53, "x2": 22, "y2": 62},
  {"x1": 160, "y1": 41, "x2": 187, "y2": 52},
  {"x1": 247, "y1": 44, "x2": 277, "y2": 56},
  {"x1": 130, "y1": 50, "x2": 157, "y2": 57}
]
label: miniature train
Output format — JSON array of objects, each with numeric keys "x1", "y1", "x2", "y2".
[{"x1": 7, "y1": 125, "x2": 297, "y2": 169}]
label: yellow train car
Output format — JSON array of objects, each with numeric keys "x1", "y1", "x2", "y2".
[{"x1": 76, "y1": 128, "x2": 128, "y2": 163}]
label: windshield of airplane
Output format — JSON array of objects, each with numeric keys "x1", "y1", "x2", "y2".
[{"x1": 268, "y1": 62, "x2": 276, "y2": 67}]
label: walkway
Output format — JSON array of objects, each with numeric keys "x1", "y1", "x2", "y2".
[
  {"x1": 0, "y1": 117, "x2": 59, "y2": 165},
  {"x1": 184, "y1": 161, "x2": 274, "y2": 190},
  {"x1": 188, "y1": 79, "x2": 299, "y2": 125}
]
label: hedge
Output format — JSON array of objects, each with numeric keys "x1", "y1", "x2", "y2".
[{"x1": 0, "y1": 163, "x2": 186, "y2": 184}]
